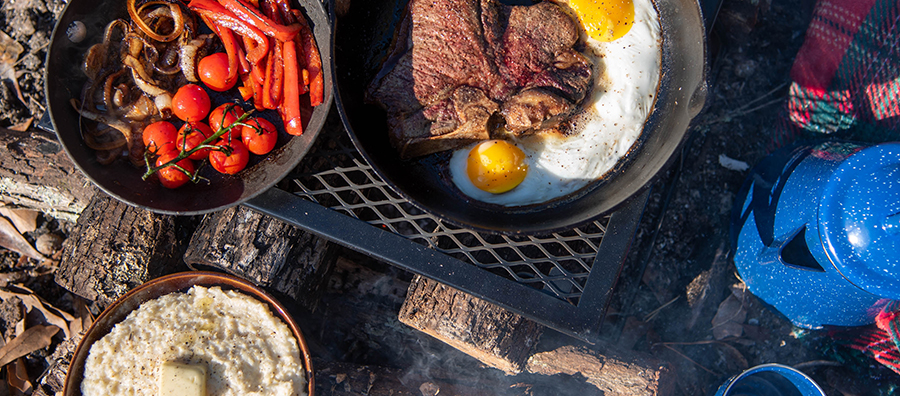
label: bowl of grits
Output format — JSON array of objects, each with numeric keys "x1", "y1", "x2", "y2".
[{"x1": 64, "y1": 271, "x2": 314, "y2": 396}]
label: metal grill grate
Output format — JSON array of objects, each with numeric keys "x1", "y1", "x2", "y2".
[{"x1": 284, "y1": 121, "x2": 612, "y2": 306}]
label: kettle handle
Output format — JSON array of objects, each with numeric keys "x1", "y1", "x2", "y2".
[{"x1": 758, "y1": 224, "x2": 824, "y2": 271}]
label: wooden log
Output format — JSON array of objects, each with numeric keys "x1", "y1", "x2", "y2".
[
  {"x1": 54, "y1": 192, "x2": 189, "y2": 308},
  {"x1": 0, "y1": 128, "x2": 94, "y2": 222},
  {"x1": 526, "y1": 345, "x2": 676, "y2": 396},
  {"x1": 183, "y1": 205, "x2": 337, "y2": 311},
  {"x1": 398, "y1": 275, "x2": 543, "y2": 375}
]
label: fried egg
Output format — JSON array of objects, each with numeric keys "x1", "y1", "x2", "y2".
[{"x1": 449, "y1": 0, "x2": 661, "y2": 206}]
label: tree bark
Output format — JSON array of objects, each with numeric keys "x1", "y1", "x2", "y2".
[
  {"x1": 526, "y1": 345, "x2": 676, "y2": 396},
  {"x1": 54, "y1": 192, "x2": 189, "y2": 308},
  {"x1": 183, "y1": 205, "x2": 337, "y2": 311},
  {"x1": 398, "y1": 275, "x2": 543, "y2": 375},
  {"x1": 0, "y1": 128, "x2": 94, "y2": 221}
]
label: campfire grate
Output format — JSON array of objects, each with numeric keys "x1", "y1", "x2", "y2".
[
  {"x1": 286, "y1": 124, "x2": 610, "y2": 305},
  {"x1": 245, "y1": 116, "x2": 648, "y2": 341}
]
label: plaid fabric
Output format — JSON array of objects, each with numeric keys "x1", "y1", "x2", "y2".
[
  {"x1": 840, "y1": 305, "x2": 900, "y2": 375},
  {"x1": 774, "y1": 0, "x2": 900, "y2": 149},
  {"x1": 775, "y1": 0, "x2": 900, "y2": 374}
]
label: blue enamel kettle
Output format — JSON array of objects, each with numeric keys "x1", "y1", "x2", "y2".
[{"x1": 731, "y1": 141, "x2": 900, "y2": 329}]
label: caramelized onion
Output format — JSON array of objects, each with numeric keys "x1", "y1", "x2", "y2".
[{"x1": 127, "y1": 0, "x2": 185, "y2": 43}]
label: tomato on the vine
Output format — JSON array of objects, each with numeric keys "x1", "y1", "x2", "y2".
[
  {"x1": 209, "y1": 140, "x2": 250, "y2": 175},
  {"x1": 142, "y1": 121, "x2": 177, "y2": 154},
  {"x1": 172, "y1": 84, "x2": 211, "y2": 122},
  {"x1": 241, "y1": 117, "x2": 278, "y2": 155},
  {"x1": 198, "y1": 53, "x2": 237, "y2": 92},
  {"x1": 209, "y1": 103, "x2": 245, "y2": 140},
  {"x1": 156, "y1": 151, "x2": 195, "y2": 189},
  {"x1": 176, "y1": 122, "x2": 215, "y2": 160}
]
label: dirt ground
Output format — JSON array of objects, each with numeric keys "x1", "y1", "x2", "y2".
[{"x1": 1, "y1": 0, "x2": 900, "y2": 395}]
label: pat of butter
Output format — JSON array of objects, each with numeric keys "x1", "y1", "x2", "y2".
[{"x1": 159, "y1": 361, "x2": 206, "y2": 396}]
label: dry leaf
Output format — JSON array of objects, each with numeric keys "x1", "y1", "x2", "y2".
[
  {"x1": 73, "y1": 298, "x2": 93, "y2": 336},
  {"x1": 714, "y1": 341, "x2": 749, "y2": 371},
  {"x1": 0, "y1": 207, "x2": 38, "y2": 234},
  {"x1": 711, "y1": 293, "x2": 747, "y2": 340},
  {"x1": 7, "y1": 358, "x2": 32, "y2": 396},
  {"x1": 0, "y1": 217, "x2": 45, "y2": 261},
  {"x1": 0, "y1": 286, "x2": 74, "y2": 339},
  {"x1": 0, "y1": 30, "x2": 24, "y2": 105},
  {"x1": 0, "y1": 325, "x2": 59, "y2": 368},
  {"x1": 6, "y1": 117, "x2": 31, "y2": 132}
]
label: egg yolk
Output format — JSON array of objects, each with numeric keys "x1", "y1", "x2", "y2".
[
  {"x1": 466, "y1": 140, "x2": 528, "y2": 194},
  {"x1": 568, "y1": 0, "x2": 635, "y2": 42}
]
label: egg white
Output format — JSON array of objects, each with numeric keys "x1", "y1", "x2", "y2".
[{"x1": 449, "y1": 0, "x2": 662, "y2": 206}]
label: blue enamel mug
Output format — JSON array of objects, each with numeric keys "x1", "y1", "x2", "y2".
[
  {"x1": 731, "y1": 141, "x2": 900, "y2": 329},
  {"x1": 712, "y1": 364, "x2": 825, "y2": 396}
]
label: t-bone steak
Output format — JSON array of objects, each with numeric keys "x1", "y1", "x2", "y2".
[{"x1": 366, "y1": 0, "x2": 593, "y2": 159}]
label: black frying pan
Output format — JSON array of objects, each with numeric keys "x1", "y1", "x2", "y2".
[
  {"x1": 45, "y1": 0, "x2": 333, "y2": 215},
  {"x1": 334, "y1": 0, "x2": 708, "y2": 235}
]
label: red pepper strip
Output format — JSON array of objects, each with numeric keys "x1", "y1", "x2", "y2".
[
  {"x1": 189, "y1": 0, "x2": 269, "y2": 63},
  {"x1": 238, "y1": 77, "x2": 254, "y2": 101},
  {"x1": 271, "y1": 41, "x2": 284, "y2": 106},
  {"x1": 294, "y1": 12, "x2": 324, "y2": 107},
  {"x1": 241, "y1": 35, "x2": 267, "y2": 84},
  {"x1": 217, "y1": 0, "x2": 301, "y2": 42},
  {"x1": 235, "y1": 44, "x2": 251, "y2": 75},
  {"x1": 281, "y1": 40, "x2": 303, "y2": 136},
  {"x1": 273, "y1": 0, "x2": 295, "y2": 24},
  {"x1": 261, "y1": 40, "x2": 277, "y2": 109},
  {"x1": 201, "y1": 15, "x2": 240, "y2": 87}
]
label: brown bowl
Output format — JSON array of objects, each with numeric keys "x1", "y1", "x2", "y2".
[{"x1": 63, "y1": 271, "x2": 314, "y2": 396}]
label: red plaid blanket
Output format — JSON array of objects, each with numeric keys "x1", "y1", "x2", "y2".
[
  {"x1": 773, "y1": 0, "x2": 900, "y2": 149},
  {"x1": 779, "y1": 0, "x2": 900, "y2": 375}
]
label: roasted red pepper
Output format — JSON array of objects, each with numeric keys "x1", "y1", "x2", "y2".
[
  {"x1": 200, "y1": 15, "x2": 240, "y2": 88},
  {"x1": 218, "y1": 0, "x2": 301, "y2": 42},
  {"x1": 189, "y1": 0, "x2": 269, "y2": 63},
  {"x1": 281, "y1": 39, "x2": 303, "y2": 135},
  {"x1": 295, "y1": 12, "x2": 323, "y2": 107}
]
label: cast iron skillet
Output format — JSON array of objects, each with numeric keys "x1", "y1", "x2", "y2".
[
  {"x1": 334, "y1": 0, "x2": 708, "y2": 235},
  {"x1": 45, "y1": 0, "x2": 333, "y2": 215}
]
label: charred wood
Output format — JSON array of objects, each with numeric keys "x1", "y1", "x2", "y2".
[
  {"x1": 54, "y1": 192, "x2": 189, "y2": 309},
  {"x1": 526, "y1": 344, "x2": 676, "y2": 396},
  {"x1": 183, "y1": 205, "x2": 337, "y2": 311},
  {"x1": 398, "y1": 275, "x2": 543, "y2": 375},
  {"x1": 0, "y1": 128, "x2": 94, "y2": 222}
]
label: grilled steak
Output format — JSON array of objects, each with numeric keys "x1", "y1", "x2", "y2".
[{"x1": 366, "y1": 0, "x2": 592, "y2": 158}]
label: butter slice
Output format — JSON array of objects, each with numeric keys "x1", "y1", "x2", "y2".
[{"x1": 159, "y1": 361, "x2": 207, "y2": 396}]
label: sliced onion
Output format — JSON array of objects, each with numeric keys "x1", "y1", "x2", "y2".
[{"x1": 127, "y1": 0, "x2": 184, "y2": 43}]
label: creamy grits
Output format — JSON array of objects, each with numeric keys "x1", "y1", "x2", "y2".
[{"x1": 81, "y1": 286, "x2": 307, "y2": 396}]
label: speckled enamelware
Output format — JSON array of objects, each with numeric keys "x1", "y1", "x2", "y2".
[
  {"x1": 731, "y1": 141, "x2": 900, "y2": 329},
  {"x1": 713, "y1": 363, "x2": 825, "y2": 396},
  {"x1": 63, "y1": 271, "x2": 315, "y2": 396}
]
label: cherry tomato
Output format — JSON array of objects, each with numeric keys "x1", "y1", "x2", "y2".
[
  {"x1": 198, "y1": 53, "x2": 237, "y2": 92},
  {"x1": 176, "y1": 122, "x2": 215, "y2": 160},
  {"x1": 142, "y1": 121, "x2": 177, "y2": 154},
  {"x1": 209, "y1": 103, "x2": 245, "y2": 140},
  {"x1": 154, "y1": 142, "x2": 179, "y2": 158},
  {"x1": 241, "y1": 117, "x2": 278, "y2": 155},
  {"x1": 155, "y1": 151, "x2": 195, "y2": 189},
  {"x1": 209, "y1": 140, "x2": 250, "y2": 174},
  {"x1": 172, "y1": 84, "x2": 211, "y2": 122}
]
